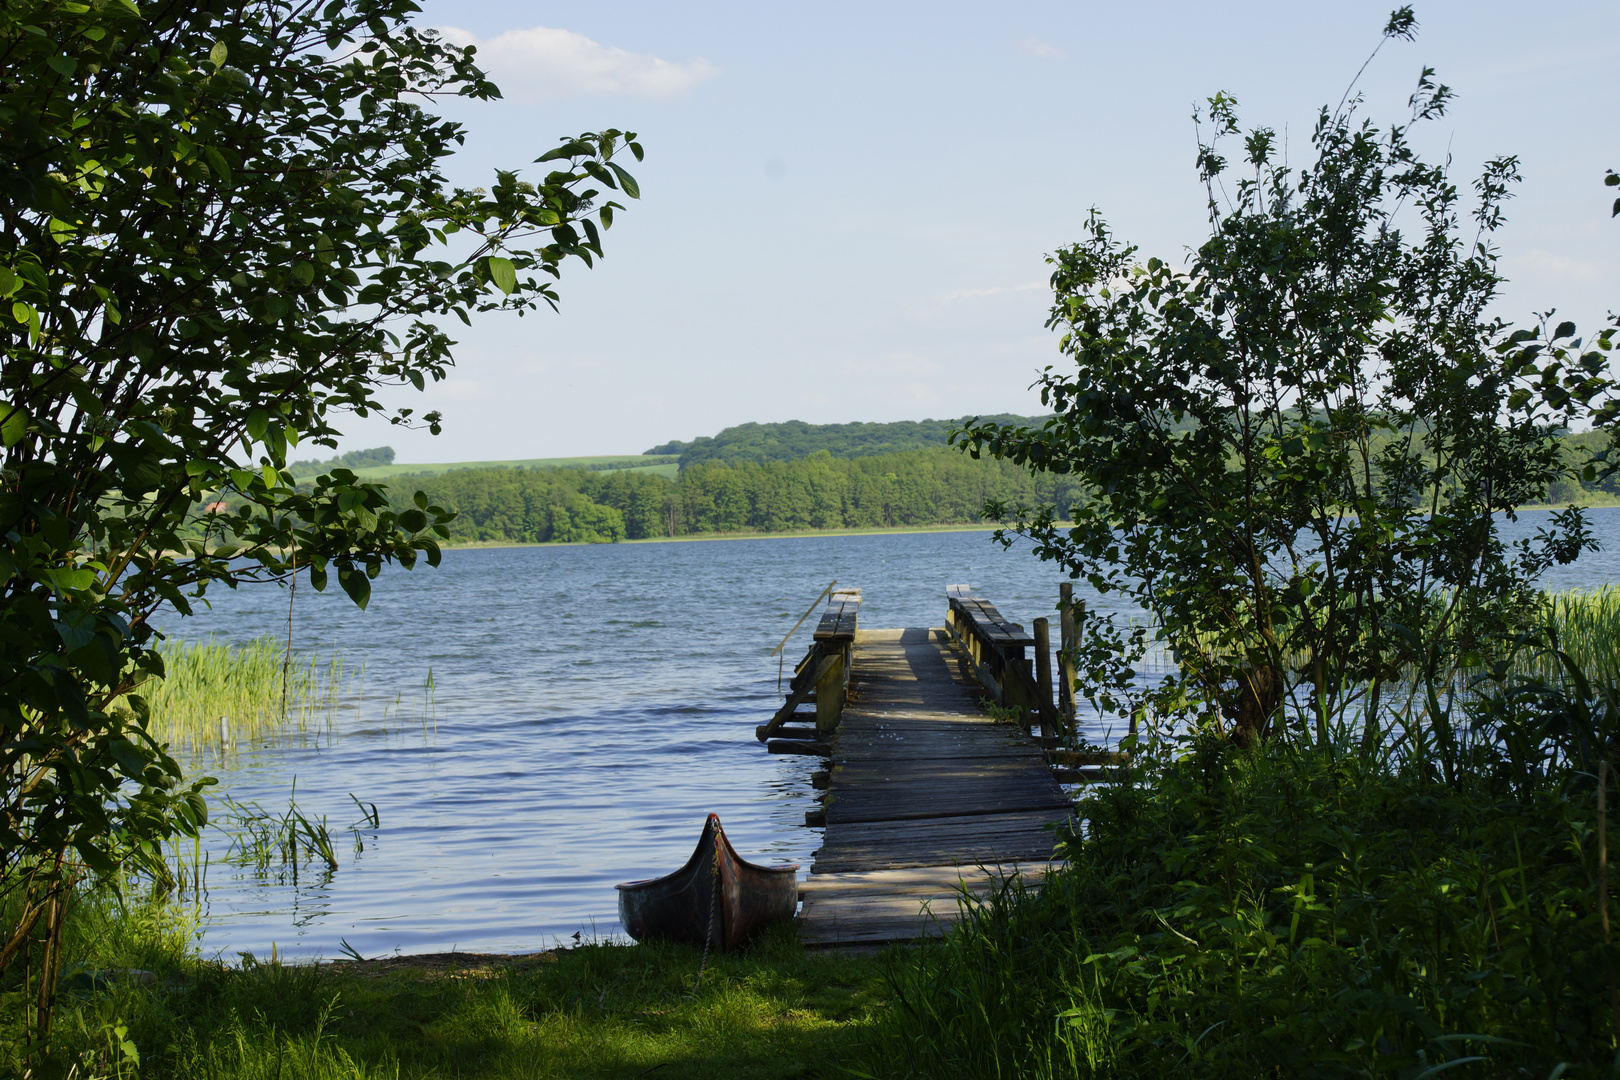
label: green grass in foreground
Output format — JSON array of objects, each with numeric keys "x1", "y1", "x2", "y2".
[{"x1": 16, "y1": 895, "x2": 892, "y2": 1079}]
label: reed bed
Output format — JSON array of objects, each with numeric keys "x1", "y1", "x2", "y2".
[
  {"x1": 132, "y1": 636, "x2": 349, "y2": 752},
  {"x1": 1527, "y1": 586, "x2": 1620, "y2": 684}
]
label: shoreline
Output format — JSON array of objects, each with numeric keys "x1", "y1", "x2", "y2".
[
  {"x1": 432, "y1": 502, "x2": 1620, "y2": 552},
  {"x1": 439, "y1": 521, "x2": 1007, "y2": 551}
]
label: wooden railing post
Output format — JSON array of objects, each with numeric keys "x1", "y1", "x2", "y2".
[
  {"x1": 1034, "y1": 617, "x2": 1056, "y2": 740},
  {"x1": 816, "y1": 647, "x2": 846, "y2": 733},
  {"x1": 1058, "y1": 584, "x2": 1077, "y2": 734}
]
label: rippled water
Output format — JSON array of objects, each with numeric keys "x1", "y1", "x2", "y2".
[{"x1": 155, "y1": 511, "x2": 1620, "y2": 960}]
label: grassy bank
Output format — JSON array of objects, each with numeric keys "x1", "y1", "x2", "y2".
[{"x1": 9, "y1": 892, "x2": 892, "y2": 1079}]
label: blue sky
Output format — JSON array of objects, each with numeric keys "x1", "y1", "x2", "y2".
[{"x1": 335, "y1": 1, "x2": 1618, "y2": 462}]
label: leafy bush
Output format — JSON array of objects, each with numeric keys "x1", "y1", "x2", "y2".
[{"x1": 883, "y1": 681, "x2": 1620, "y2": 1076}]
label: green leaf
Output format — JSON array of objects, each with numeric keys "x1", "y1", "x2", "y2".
[
  {"x1": 41, "y1": 567, "x2": 97, "y2": 593},
  {"x1": 108, "y1": 737, "x2": 148, "y2": 779},
  {"x1": 338, "y1": 566, "x2": 371, "y2": 609},
  {"x1": 0, "y1": 402, "x2": 29, "y2": 446},
  {"x1": 209, "y1": 40, "x2": 228, "y2": 66},
  {"x1": 56, "y1": 619, "x2": 95, "y2": 653},
  {"x1": 47, "y1": 55, "x2": 77, "y2": 77},
  {"x1": 1554, "y1": 321, "x2": 1577, "y2": 340},
  {"x1": 607, "y1": 162, "x2": 640, "y2": 199},
  {"x1": 536, "y1": 140, "x2": 589, "y2": 163},
  {"x1": 0, "y1": 268, "x2": 15, "y2": 297},
  {"x1": 487, "y1": 256, "x2": 517, "y2": 295}
]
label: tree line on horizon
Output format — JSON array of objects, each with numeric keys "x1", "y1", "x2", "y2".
[
  {"x1": 274, "y1": 425, "x2": 1620, "y2": 547},
  {"x1": 644, "y1": 414, "x2": 1050, "y2": 468},
  {"x1": 385, "y1": 447, "x2": 1091, "y2": 544}
]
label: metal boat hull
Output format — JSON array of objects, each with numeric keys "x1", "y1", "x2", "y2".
[{"x1": 616, "y1": 814, "x2": 799, "y2": 951}]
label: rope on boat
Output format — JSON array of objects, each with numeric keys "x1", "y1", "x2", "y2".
[{"x1": 689, "y1": 841, "x2": 721, "y2": 996}]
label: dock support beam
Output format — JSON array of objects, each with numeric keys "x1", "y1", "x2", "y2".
[
  {"x1": 816, "y1": 644, "x2": 848, "y2": 733},
  {"x1": 1034, "y1": 617, "x2": 1056, "y2": 740},
  {"x1": 1058, "y1": 583, "x2": 1079, "y2": 732}
]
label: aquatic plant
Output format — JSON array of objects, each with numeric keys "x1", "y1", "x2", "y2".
[{"x1": 128, "y1": 637, "x2": 348, "y2": 754}]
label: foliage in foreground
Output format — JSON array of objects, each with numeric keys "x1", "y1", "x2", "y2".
[
  {"x1": 0, "y1": 0, "x2": 642, "y2": 1043},
  {"x1": 957, "y1": 11, "x2": 1619, "y2": 745},
  {"x1": 2, "y1": 892, "x2": 888, "y2": 1080},
  {"x1": 884, "y1": 724, "x2": 1620, "y2": 1076},
  {"x1": 880, "y1": 614, "x2": 1620, "y2": 1077}
]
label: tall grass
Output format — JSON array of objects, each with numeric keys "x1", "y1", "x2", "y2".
[
  {"x1": 132, "y1": 637, "x2": 349, "y2": 752},
  {"x1": 1529, "y1": 586, "x2": 1620, "y2": 684},
  {"x1": 875, "y1": 593, "x2": 1620, "y2": 1077}
]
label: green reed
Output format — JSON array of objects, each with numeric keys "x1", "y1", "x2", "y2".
[
  {"x1": 130, "y1": 636, "x2": 349, "y2": 752},
  {"x1": 1525, "y1": 586, "x2": 1620, "y2": 684}
]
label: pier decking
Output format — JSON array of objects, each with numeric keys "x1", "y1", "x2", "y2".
[{"x1": 793, "y1": 624, "x2": 1073, "y2": 946}]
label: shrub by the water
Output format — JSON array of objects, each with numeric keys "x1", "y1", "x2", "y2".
[{"x1": 878, "y1": 653, "x2": 1620, "y2": 1078}]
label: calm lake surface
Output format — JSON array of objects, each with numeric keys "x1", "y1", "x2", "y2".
[{"x1": 156, "y1": 512, "x2": 1620, "y2": 961}]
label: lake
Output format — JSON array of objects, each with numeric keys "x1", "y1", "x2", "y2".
[{"x1": 156, "y1": 511, "x2": 1620, "y2": 961}]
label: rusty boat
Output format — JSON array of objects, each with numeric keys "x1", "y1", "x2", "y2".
[{"x1": 615, "y1": 814, "x2": 799, "y2": 951}]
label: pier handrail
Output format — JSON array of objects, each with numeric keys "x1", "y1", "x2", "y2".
[
  {"x1": 771, "y1": 579, "x2": 839, "y2": 658},
  {"x1": 944, "y1": 585, "x2": 1059, "y2": 735},
  {"x1": 759, "y1": 588, "x2": 861, "y2": 744}
]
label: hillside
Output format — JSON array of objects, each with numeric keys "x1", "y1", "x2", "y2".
[{"x1": 647, "y1": 415, "x2": 1050, "y2": 468}]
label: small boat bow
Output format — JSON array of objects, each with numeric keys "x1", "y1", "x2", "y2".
[{"x1": 616, "y1": 814, "x2": 799, "y2": 951}]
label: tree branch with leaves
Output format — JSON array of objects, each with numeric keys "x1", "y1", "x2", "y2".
[{"x1": 0, "y1": 0, "x2": 643, "y2": 1044}]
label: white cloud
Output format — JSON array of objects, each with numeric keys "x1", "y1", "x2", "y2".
[
  {"x1": 843, "y1": 351, "x2": 941, "y2": 377},
  {"x1": 438, "y1": 25, "x2": 719, "y2": 102},
  {"x1": 895, "y1": 382, "x2": 944, "y2": 409},
  {"x1": 1015, "y1": 36, "x2": 1065, "y2": 60},
  {"x1": 1512, "y1": 249, "x2": 1613, "y2": 285},
  {"x1": 917, "y1": 280, "x2": 1046, "y2": 316},
  {"x1": 434, "y1": 378, "x2": 494, "y2": 400}
]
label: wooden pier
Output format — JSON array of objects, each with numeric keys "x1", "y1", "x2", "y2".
[{"x1": 760, "y1": 588, "x2": 1077, "y2": 947}]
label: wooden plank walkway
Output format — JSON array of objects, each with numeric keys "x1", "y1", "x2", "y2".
[{"x1": 798, "y1": 627, "x2": 1072, "y2": 946}]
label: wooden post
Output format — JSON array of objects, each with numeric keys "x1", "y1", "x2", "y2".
[
  {"x1": 1001, "y1": 655, "x2": 1027, "y2": 732},
  {"x1": 816, "y1": 648, "x2": 846, "y2": 733},
  {"x1": 1058, "y1": 584, "x2": 1078, "y2": 734},
  {"x1": 1034, "y1": 617, "x2": 1055, "y2": 741}
]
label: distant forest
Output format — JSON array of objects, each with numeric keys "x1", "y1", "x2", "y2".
[
  {"x1": 394, "y1": 447, "x2": 1087, "y2": 544},
  {"x1": 646, "y1": 415, "x2": 1048, "y2": 468},
  {"x1": 263, "y1": 418, "x2": 1620, "y2": 546},
  {"x1": 290, "y1": 446, "x2": 395, "y2": 476}
]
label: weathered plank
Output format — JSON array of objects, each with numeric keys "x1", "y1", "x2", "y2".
[
  {"x1": 797, "y1": 623, "x2": 1072, "y2": 946},
  {"x1": 813, "y1": 809, "x2": 1068, "y2": 873},
  {"x1": 798, "y1": 863, "x2": 1057, "y2": 946}
]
